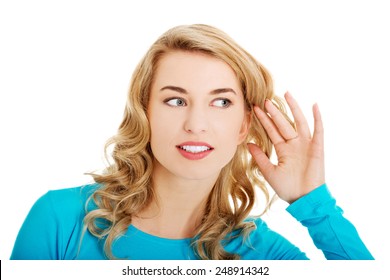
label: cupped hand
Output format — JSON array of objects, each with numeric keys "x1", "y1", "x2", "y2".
[{"x1": 247, "y1": 92, "x2": 325, "y2": 204}]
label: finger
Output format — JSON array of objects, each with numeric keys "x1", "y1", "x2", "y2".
[
  {"x1": 284, "y1": 92, "x2": 311, "y2": 138},
  {"x1": 254, "y1": 106, "x2": 284, "y2": 145},
  {"x1": 312, "y1": 103, "x2": 324, "y2": 146},
  {"x1": 264, "y1": 99, "x2": 297, "y2": 140},
  {"x1": 247, "y1": 143, "x2": 275, "y2": 180}
]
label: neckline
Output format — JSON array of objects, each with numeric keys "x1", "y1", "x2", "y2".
[{"x1": 127, "y1": 224, "x2": 193, "y2": 245}]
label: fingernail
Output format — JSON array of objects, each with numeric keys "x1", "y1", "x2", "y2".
[{"x1": 264, "y1": 99, "x2": 274, "y2": 109}]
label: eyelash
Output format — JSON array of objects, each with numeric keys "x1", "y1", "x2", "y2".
[
  {"x1": 164, "y1": 97, "x2": 232, "y2": 108},
  {"x1": 164, "y1": 97, "x2": 186, "y2": 107},
  {"x1": 212, "y1": 99, "x2": 232, "y2": 108}
]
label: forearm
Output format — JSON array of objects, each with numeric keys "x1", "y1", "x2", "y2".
[{"x1": 287, "y1": 184, "x2": 374, "y2": 260}]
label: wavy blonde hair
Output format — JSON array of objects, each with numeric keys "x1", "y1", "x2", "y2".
[{"x1": 84, "y1": 24, "x2": 290, "y2": 260}]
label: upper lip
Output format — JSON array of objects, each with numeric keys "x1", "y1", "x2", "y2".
[{"x1": 176, "y1": 141, "x2": 214, "y2": 149}]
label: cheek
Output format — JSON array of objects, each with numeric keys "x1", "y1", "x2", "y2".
[
  {"x1": 149, "y1": 122, "x2": 171, "y2": 163},
  {"x1": 217, "y1": 113, "x2": 246, "y2": 144},
  {"x1": 224, "y1": 111, "x2": 244, "y2": 136},
  {"x1": 148, "y1": 104, "x2": 167, "y2": 136},
  {"x1": 150, "y1": 119, "x2": 169, "y2": 144},
  {"x1": 148, "y1": 110, "x2": 179, "y2": 151}
]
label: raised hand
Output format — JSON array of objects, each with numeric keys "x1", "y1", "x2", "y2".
[{"x1": 248, "y1": 92, "x2": 325, "y2": 204}]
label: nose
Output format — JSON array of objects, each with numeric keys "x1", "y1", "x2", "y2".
[{"x1": 183, "y1": 106, "x2": 209, "y2": 134}]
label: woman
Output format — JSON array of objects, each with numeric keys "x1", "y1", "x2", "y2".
[{"x1": 11, "y1": 24, "x2": 374, "y2": 260}]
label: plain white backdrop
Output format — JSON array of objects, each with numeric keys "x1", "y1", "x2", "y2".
[{"x1": 1, "y1": 0, "x2": 389, "y2": 264}]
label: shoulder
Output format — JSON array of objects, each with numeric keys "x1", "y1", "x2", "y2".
[
  {"x1": 225, "y1": 217, "x2": 307, "y2": 259},
  {"x1": 33, "y1": 183, "x2": 101, "y2": 221},
  {"x1": 11, "y1": 183, "x2": 102, "y2": 259},
  {"x1": 44, "y1": 183, "x2": 99, "y2": 206},
  {"x1": 243, "y1": 216, "x2": 277, "y2": 240},
  {"x1": 240, "y1": 216, "x2": 270, "y2": 235}
]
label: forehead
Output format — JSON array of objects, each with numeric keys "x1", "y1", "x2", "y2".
[{"x1": 152, "y1": 51, "x2": 241, "y2": 91}]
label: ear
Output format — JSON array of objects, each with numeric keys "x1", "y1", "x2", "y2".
[{"x1": 237, "y1": 111, "x2": 251, "y2": 144}]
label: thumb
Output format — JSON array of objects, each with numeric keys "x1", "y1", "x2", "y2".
[{"x1": 247, "y1": 143, "x2": 275, "y2": 180}]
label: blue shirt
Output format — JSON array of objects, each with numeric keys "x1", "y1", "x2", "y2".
[{"x1": 10, "y1": 183, "x2": 374, "y2": 260}]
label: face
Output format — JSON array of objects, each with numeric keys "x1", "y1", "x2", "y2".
[{"x1": 148, "y1": 51, "x2": 249, "y2": 181}]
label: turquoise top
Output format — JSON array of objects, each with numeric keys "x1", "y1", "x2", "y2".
[{"x1": 10, "y1": 183, "x2": 374, "y2": 260}]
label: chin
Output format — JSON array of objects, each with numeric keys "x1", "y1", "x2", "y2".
[{"x1": 174, "y1": 167, "x2": 221, "y2": 181}]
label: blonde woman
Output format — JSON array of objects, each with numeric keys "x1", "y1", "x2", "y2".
[{"x1": 11, "y1": 24, "x2": 373, "y2": 260}]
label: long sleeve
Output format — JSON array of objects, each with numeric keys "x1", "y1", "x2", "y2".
[
  {"x1": 11, "y1": 191, "x2": 61, "y2": 259},
  {"x1": 10, "y1": 186, "x2": 90, "y2": 260},
  {"x1": 286, "y1": 184, "x2": 374, "y2": 260}
]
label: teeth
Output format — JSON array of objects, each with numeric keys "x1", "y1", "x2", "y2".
[{"x1": 180, "y1": 145, "x2": 211, "y2": 153}]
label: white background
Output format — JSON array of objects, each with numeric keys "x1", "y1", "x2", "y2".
[{"x1": 1, "y1": 0, "x2": 389, "y2": 264}]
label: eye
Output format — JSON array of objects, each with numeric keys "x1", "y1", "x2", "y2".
[
  {"x1": 165, "y1": 98, "x2": 186, "y2": 107},
  {"x1": 212, "y1": 98, "x2": 232, "y2": 108}
]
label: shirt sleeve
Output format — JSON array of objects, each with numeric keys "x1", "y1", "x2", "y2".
[
  {"x1": 286, "y1": 184, "x2": 374, "y2": 260},
  {"x1": 10, "y1": 186, "x2": 89, "y2": 260},
  {"x1": 10, "y1": 191, "x2": 61, "y2": 259}
]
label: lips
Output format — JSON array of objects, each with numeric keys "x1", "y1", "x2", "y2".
[{"x1": 176, "y1": 142, "x2": 214, "y2": 160}]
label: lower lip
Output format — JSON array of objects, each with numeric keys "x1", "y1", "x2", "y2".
[{"x1": 176, "y1": 147, "x2": 213, "y2": 160}]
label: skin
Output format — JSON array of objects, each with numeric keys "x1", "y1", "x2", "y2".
[
  {"x1": 248, "y1": 94, "x2": 325, "y2": 204},
  {"x1": 133, "y1": 51, "x2": 250, "y2": 238},
  {"x1": 133, "y1": 50, "x2": 325, "y2": 238}
]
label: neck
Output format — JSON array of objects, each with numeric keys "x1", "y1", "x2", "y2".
[{"x1": 132, "y1": 162, "x2": 219, "y2": 239}]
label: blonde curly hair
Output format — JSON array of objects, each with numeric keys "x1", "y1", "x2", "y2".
[{"x1": 84, "y1": 24, "x2": 289, "y2": 259}]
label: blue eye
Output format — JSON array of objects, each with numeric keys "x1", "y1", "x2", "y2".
[
  {"x1": 212, "y1": 98, "x2": 232, "y2": 108},
  {"x1": 165, "y1": 98, "x2": 186, "y2": 107}
]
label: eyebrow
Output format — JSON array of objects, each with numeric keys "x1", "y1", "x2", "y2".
[{"x1": 160, "y1": 85, "x2": 237, "y2": 95}]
